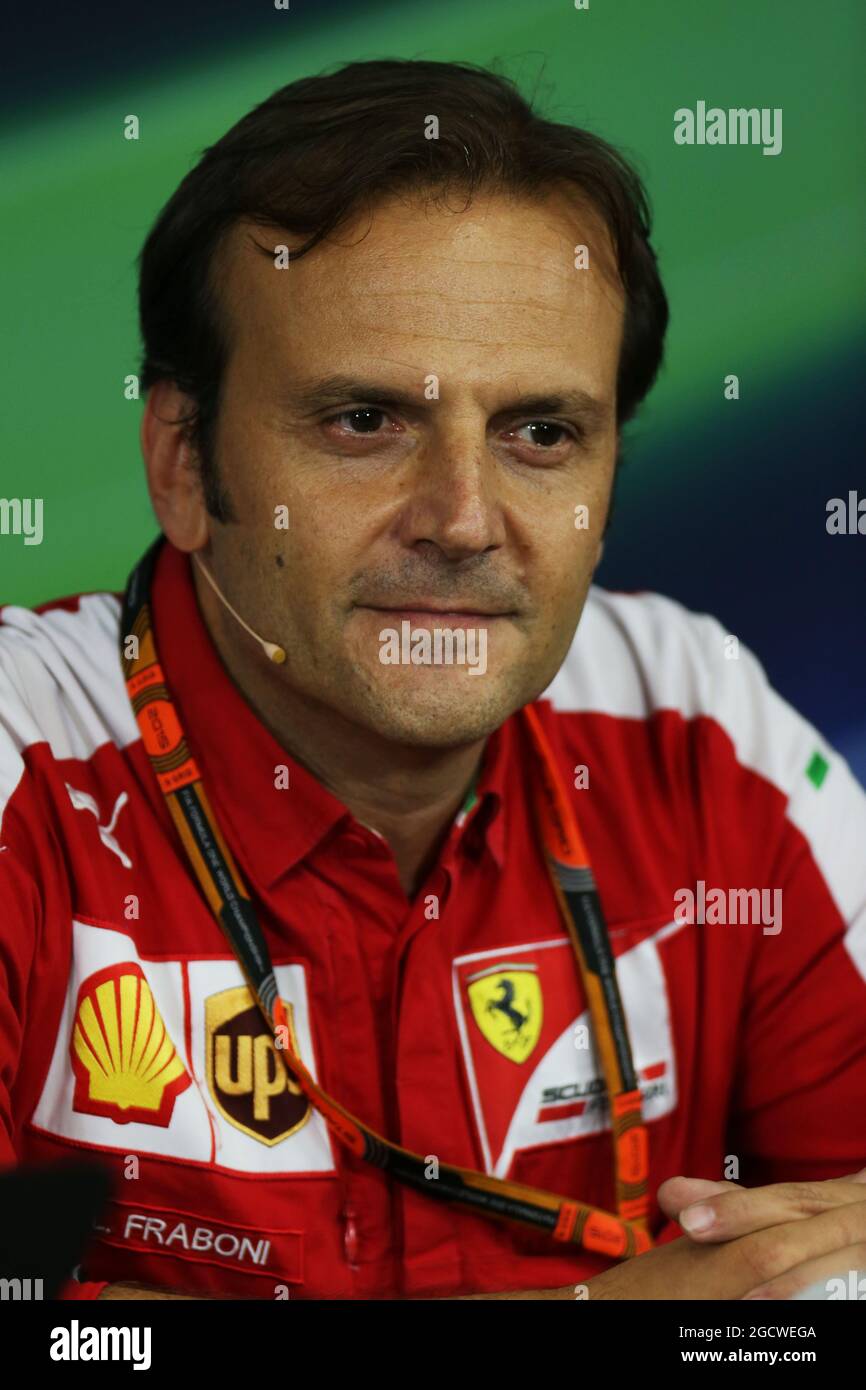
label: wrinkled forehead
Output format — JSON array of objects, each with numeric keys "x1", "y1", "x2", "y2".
[{"x1": 211, "y1": 188, "x2": 625, "y2": 383}]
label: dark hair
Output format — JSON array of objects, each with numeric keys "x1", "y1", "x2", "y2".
[{"x1": 138, "y1": 58, "x2": 669, "y2": 521}]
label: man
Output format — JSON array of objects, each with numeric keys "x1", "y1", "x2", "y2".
[{"x1": 1, "y1": 59, "x2": 865, "y2": 1302}]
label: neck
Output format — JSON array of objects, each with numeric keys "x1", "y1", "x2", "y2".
[{"x1": 193, "y1": 568, "x2": 486, "y2": 897}]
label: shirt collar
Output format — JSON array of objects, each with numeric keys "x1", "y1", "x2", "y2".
[{"x1": 150, "y1": 539, "x2": 508, "y2": 888}]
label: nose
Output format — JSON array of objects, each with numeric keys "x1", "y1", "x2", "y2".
[{"x1": 395, "y1": 424, "x2": 506, "y2": 563}]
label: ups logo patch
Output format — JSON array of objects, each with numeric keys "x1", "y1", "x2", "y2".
[{"x1": 205, "y1": 986, "x2": 310, "y2": 1146}]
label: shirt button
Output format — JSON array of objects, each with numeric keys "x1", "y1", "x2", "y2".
[{"x1": 342, "y1": 1205, "x2": 360, "y2": 1267}]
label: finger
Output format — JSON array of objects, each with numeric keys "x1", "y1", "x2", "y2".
[
  {"x1": 718, "y1": 1200, "x2": 866, "y2": 1296},
  {"x1": 679, "y1": 1176, "x2": 866, "y2": 1243},
  {"x1": 741, "y1": 1242, "x2": 866, "y2": 1301},
  {"x1": 657, "y1": 1177, "x2": 742, "y2": 1221}
]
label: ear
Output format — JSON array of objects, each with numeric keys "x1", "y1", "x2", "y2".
[{"x1": 140, "y1": 382, "x2": 209, "y2": 553}]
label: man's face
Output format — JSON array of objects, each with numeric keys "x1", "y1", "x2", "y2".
[{"x1": 203, "y1": 189, "x2": 624, "y2": 747}]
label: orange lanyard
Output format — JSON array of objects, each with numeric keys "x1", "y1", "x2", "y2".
[{"x1": 121, "y1": 538, "x2": 652, "y2": 1261}]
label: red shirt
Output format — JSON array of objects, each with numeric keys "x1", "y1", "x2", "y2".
[{"x1": 1, "y1": 539, "x2": 865, "y2": 1298}]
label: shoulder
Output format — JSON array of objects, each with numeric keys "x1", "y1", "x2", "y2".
[
  {"x1": 545, "y1": 585, "x2": 827, "y2": 798},
  {"x1": 0, "y1": 589, "x2": 138, "y2": 820},
  {"x1": 542, "y1": 585, "x2": 866, "y2": 950},
  {"x1": 547, "y1": 586, "x2": 754, "y2": 721}
]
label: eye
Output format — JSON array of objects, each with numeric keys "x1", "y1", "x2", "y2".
[
  {"x1": 508, "y1": 420, "x2": 577, "y2": 448},
  {"x1": 325, "y1": 407, "x2": 389, "y2": 434}
]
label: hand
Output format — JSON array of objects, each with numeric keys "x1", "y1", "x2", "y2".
[{"x1": 653, "y1": 1167, "x2": 866, "y2": 1299}]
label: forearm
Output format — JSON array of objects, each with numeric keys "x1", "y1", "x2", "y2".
[
  {"x1": 98, "y1": 1282, "x2": 207, "y2": 1300},
  {"x1": 449, "y1": 1285, "x2": 575, "y2": 1300},
  {"x1": 99, "y1": 1281, "x2": 576, "y2": 1301}
]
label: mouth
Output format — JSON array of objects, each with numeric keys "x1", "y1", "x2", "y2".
[{"x1": 359, "y1": 604, "x2": 515, "y2": 629}]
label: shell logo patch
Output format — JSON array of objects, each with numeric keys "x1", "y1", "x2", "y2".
[
  {"x1": 467, "y1": 963, "x2": 543, "y2": 1064},
  {"x1": 33, "y1": 922, "x2": 335, "y2": 1173},
  {"x1": 205, "y1": 985, "x2": 311, "y2": 1147},
  {"x1": 70, "y1": 962, "x2": 191, "y2": 1127}
]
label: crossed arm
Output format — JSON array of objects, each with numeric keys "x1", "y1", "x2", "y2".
[{"x1": 98, "y1": 1168, "x2": 866, "y2": 1300}]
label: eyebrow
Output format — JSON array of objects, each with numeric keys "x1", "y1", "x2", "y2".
[{"x1": 282, "y1": 375, "x2": 612, "y2": 428}]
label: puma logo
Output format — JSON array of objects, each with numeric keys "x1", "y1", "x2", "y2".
[{"x1": 65, "y1": 784, "x2": 133, "y2": 868}]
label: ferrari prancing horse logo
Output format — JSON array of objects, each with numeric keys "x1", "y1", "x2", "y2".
[{"x1": 467, "y1": 963, "x2": 542, "y2": 1064}]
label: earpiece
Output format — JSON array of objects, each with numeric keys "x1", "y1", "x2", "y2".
[{"x1": 192, "y1": 553, "x2": 286, "y2": 665}]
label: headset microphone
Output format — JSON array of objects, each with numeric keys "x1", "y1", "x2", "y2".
[{"x1": 192, "y1": 553, "x2": 286, "y2": 665}]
